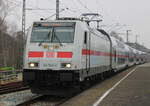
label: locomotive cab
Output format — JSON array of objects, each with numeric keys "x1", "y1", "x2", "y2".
[{"x1": 23, "y1": 20, "x2": 89, "y2": 89}]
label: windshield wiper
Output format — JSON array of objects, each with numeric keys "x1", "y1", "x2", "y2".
[
  {"x1": 52, "y1": 30, "x2": 63, "y2": 46},
  {"x1": 38, "y1": 40, "x2": 45, "y2": 46},
  {"x1": 38, "y1": 29, "x2": 51, "y2": 46}
]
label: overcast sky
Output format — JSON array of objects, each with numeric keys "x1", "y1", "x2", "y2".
[{"x1": 8, "y1": 0, "x2": 150, "y2": 49}]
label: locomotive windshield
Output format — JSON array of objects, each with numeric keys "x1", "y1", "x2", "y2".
[
  {"x1": 51, "y1": 27, "x2": 74, "y2": 43},
  {"x1": 30, "y1": 22, "x2": 75, "y2": 43},
  {"x1": 30, "y1": 27, "x2": 52, "y2": 42}
]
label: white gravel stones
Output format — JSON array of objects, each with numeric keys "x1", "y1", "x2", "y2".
[{"x1": 0, "y1": 90, "x2": 37, "y2": 106}]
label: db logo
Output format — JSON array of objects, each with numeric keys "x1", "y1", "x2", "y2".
[{"x1": 46, "y1": 52, "x2": 55, "y2": 58}]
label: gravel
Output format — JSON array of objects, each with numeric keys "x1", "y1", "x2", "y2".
[
  {"x1": 0, "y1": 90, "x2": 67, "y2": 106},
  {"x1": 0, "y1": 90, "x2": 37, "y2": 106}
]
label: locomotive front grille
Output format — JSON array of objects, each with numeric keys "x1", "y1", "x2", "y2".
[{"x1": 23, "y1": 69, "x2": 80, "y2": 87}]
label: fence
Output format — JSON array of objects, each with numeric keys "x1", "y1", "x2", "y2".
[{"x1": 0, "y1": 70, "x2": 22, "y2": 84}]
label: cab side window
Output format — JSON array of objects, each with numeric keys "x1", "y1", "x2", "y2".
[{"x1": 84, "y1": 31, "x2": 87, "y2": 44}]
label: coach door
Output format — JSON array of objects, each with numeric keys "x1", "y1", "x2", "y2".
[
  {"x1": 114, "y1": 49, "x2": 117, "y2": 66},
  {"x1": 84, "y1": 31, "x2": 91, "y2": 75}
]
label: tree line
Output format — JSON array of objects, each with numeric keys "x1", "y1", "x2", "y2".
[{"x1": 0, "y1": 0, "x2": 23, "y2": 69}]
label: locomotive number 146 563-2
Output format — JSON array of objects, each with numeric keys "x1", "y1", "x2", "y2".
[{"x1": 43, "y1": 63, "x2": 58, "y2": 68}]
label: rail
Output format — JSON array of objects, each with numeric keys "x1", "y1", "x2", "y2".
[{"x1": 0, "y1": 81, "x2": 29, "y2": 94}]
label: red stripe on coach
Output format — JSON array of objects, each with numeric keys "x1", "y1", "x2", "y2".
[
  {"x1": 82, "y1": 49, "x2": 111, "y2": 56},
  {"x1": 82, "y1": 49, "x2": 91, "y2": 55},
  {"x1": 57, "y1": 52, "x2": 73, "y2": 58},
  {"x1": 28, "y1": 51, "x2": 44, "y2": 58}
]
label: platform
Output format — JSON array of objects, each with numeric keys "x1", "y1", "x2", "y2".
[{"x1": 98, "y1": 63, "x2": 150, "y2": 106}]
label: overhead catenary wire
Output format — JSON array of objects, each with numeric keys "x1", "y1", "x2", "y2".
[
  {"x1": 9, "y1": 0, "x2": 55, "y2": 13},
  {"x1": 7, "y1": 0, "x2": 22, "y2": 7},
  {"x1": 66, "y1": 8, "x2": 82, "y2": 14},
  {"x1": 61, "y1": 0, "x2": 83, "y2": 14},
  {"x1": 76, "y1": 0, "x2": 93, "y2": 13},
  {"x1": 95, "y1": 0, "x2": 122, "y2": 29},
  {"x1": 7, "y1": 0, "x2": 48, "y2": 15},
  {"x1": 27, "y1": 11, "x2": 46, "y2": 18},
  {"x1": 26, "y1": 8, "x2": 55, "y2": 11},
  {"x1": 59, "y1": 0, "x2": 82, "y2": 15},
  {"x1": 9, "y1": 0, "x2": 122, "y2": 30},
  {"x1": 44, "y1": 8, "x2": 67, "y2": 20},
  {"x1": 8, "y1": 0, "x2": 48, "y2": 22}
]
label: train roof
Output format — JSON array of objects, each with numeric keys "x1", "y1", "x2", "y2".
[
  {"x1": 33, "y1": 18, "x2": 87, "y2": 25},
  {"x1": 110, "y1": 36, "x2": 128, "y2": 52}
]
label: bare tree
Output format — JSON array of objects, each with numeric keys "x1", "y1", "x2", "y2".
[
  {"x1": 0, "y1": 0, "x2": 8, "y2": 32},
  {"x1": 0, "y1": 0, "x2": 23, "y2": 69}
]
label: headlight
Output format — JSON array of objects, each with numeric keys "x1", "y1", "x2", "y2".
[
  {"x1": 61, "y1": 63, "x2": 71, "y2": 68},
  {"x1": 66, "y1": 63, "x2": 71, "y2": 68},
  {"x1": 28, "y1": 62, "x2": 38, "y2": 68},
  {"x1": 30, "y1": 63, "x2": 35, "y2": 67}
]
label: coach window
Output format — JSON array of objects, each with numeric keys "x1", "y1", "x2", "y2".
[
  {"x1": 84, "y1": 31, "x2": 87, "y2": 44},
  {"x1": 113, "y1": 49, "x2": 117, "y2": 62}
]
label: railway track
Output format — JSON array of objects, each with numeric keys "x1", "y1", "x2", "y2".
[
  {"x1": 0, "y1": 81, "x2": 29, "y2": 94},
  {"x1": 16, "y1": 95, "x2": 71, "y2": 106}
]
